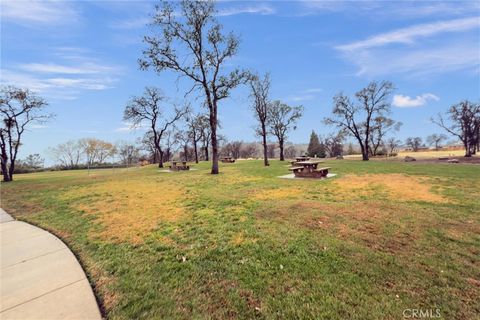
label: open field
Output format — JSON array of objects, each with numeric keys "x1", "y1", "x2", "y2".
[
  {"x1": 1, "y1": 160, "x2": 479, "y2": 319},
  {"x1": 344, "y1": 149, "x2": 467, "y2": 160}
]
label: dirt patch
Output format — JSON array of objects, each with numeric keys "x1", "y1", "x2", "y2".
[
  {"x1": 256, "y1": 200, "x2": 428, "y2": 254},
  {"x1": 61, "y1": 179, "x2": 187, "y2": 244},
  {"x1": 333, "y1": 174, "x2": 447, "y2": 203}
]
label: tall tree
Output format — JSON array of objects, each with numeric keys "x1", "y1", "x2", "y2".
[
  {"x1": 123, "y1": 87, "x2": 187, "y2": 168},
  {"x1": 268, "y1": 100, "x2": 303, "y2": 161},
  {"x1": 426, "y1": 134, "x2": 448, "y2": 150},
  {"x1": 250, "y1": 73, "x2": 271, "y2": 166},
  {"x1": 432, "y1": 100, "x2": 480, "y2": 157},
  {"x1": 324, "y1": 81, "x2": 394, "y2": 161},
  {"x1": 307, "y1": 130, "x2": 325, "y2": 158},
  {"x1": 140, "y1": 0, "x2": 250, "y2": 174},
  {"x1": 0, "y1": 86, "x2": 52, "y2": 182}
]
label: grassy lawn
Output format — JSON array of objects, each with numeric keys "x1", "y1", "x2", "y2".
[{"x1": 1, "y1": 160, "x2": 479, "y2": 319}]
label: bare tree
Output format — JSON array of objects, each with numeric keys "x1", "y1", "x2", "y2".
[
  {"x1": 138, "y1": 131, "x2": 157, "y2": 163},
  {"x1": 123, "y1": 87, "x2": 187, "y2": 167},
  {"x1": 175, "y1": 130, "x2": 191, "y2": 162},
  {"x1": 432, "y1": 100, "x2": 480, "y2": 157},
  {"x1": 186, "y1": 113, "x2": 208, "y2": 163},
  {"x1": 324, "y1": 132, "x2": 345, "y2": 157},
  {"x1": 386, "y1": 137, "x2": 401, "y2": 156},
  {"x1": 117, "y1": 141, "x2": 140, "y2": 166},
  {"x1": 267, "y1": 143, "x2": 276, "y2": 158},
  {"x1": 50, "y1": 140, "x2": 84, "y2": 169},
  {"x1": 324, "y1": 81, "x2": 394, "y2": 161},
  {"x1": 140, "y1": 0, "x2": 250, "y2": 174},
  {"x1": 268, "y1": 100, "x2": 303, "y2": 161},
  {"x1": 222, "y1": 141, "x2": 242, "y2": 159},
  {"x1": 405, "y1": 137, "x2": 423, "y2": 152},
  {"x1": 240, "y1": 143, "x2": 258, "y2": 159},
  {"x1": 250, "y1": 73, "x2": 271, "y2": 166},
  {"x1": 79, "y1": 138, "x2": 116, "y2": 165},
  {"x1": 284, "y1": 145, "x2": 297, "y2": 159},
  {"x1": 426, "y1": 134, "x2": 448, "y2": 150},
  {"x1": 0, "y1": 86, "x2": 52, "y2": 181},
  {"x1": 369, "y1": 116, "x2": 401, "y2": 156}
]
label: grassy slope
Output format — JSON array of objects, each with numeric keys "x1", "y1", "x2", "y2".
[{"x1": 1, "y1": 160, "x2": 479, "y2": 319}]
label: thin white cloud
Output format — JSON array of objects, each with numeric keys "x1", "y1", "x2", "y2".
[
  {"x1": 217, "y1": 3, "x2": 275, "y2": 16},
  {"x1": 337, "y1": 17, "x2": 479, "y2": 52},
  {"x1": 114, "y1": 122, "x2": 147, "y2": 133},
  {"x1": 393, "y1": 93, "x2": 439, "y2": 108},
  {"x1": 19, "y1": 63, "x2": 118, "y2": 75},
  {"x1": 0, "y1": 0, "x2": 79, "y2": 25},
  {"x1": 303, "y1": 88, "x2": 322, "y2": 94},
  {"x1": 1, "y1": 48, "x2": 122, "y2": 100}
]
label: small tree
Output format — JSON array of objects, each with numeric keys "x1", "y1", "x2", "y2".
[
  {"x1": 324, "y1": 132, "x2": 344, "y2": 157},
  {"x1": 369, "y1": 116, "x2": 401, "y2": 156},
  {"x1": 307, "y1": 131, "x2": 325, "y2": 158},
  {"x1": 117, "y1": 142, "x2": 140, "y2": 166},
  {"x1": 267, "y1": 143, "x2": 276, "y2": 158},
  {"x1": 123, "y1": 87, "x2": 187, "y2": 167},
  {"x1": 250, "y1": 73, "x2": 271, "y2": 166},
  {"x1": 426, "y1": 134, "x2": 448, "y2": 150},
  {"x1": 324, "y1": 81, "x2": 394, "y2": 161},
  {"x1": 284, "y1": 145, "x2": 297, "y2": 159},
  {"x1": 17, "y1": 154, "x2": 44, "y2": 172},
  {"x1": 79, "y1": 138, "x2": 116, "y2": 165},
  {"x1": 405, "y1": 137, "x2": 422, "y2": 152},
  {"x1": 268, "y1": 100, "x2": 303, "y2": 161},
  {"x1": 50, "y1": 140, "x2": 84, "y2": 169},
  {"x1": 432, "y1": 100, "x2": 480, "y2": 157},
  {"x1": 186, "y1": 113, "x2": 208, "y2": 164},
  {"x1": 0, "y1": 86, "x2": 52, "y2": 181},
  {"x1": 386, "y1": 137, "x2": 401, "y2": 156},
  {"x1": 140, "y1": 0, "x2": 250, "y2": 174}
]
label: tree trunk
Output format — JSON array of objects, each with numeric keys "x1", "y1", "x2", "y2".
[
  {"x1": 279, "y1": 139, "x2": 285, "y2": 161},
  {"x1": 193, "y1": 140, "x2": 199, "y2": 163},
  {"x1": 210, "y1": 108, "x2": 219, "y2": 174},
  {"x1": 1, "y1": 160, "x2": 10, "y2": 182},
  {"x1": 204, "y1": 145, "x2": 209, "y2": 161},
  {"x1": 7, "y1": 161, "x2": 14, "y2": 182},
  {"x1": 158, "y1": 150, "x2": 164, "y2": 168},
  {"x1": 184, "y1": 145, "x2": 188, "y2": 162},
  {"x1": 261, "y1": 124, "x2": 269, "y2": 166}
]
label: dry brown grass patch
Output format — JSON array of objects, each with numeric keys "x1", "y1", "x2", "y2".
[
  {"x1": 333, "y1": 174, "x2": 447, "y2": 203},
  {"x1": 61, "y1": 179, "x2": 187, "y2": 244}
]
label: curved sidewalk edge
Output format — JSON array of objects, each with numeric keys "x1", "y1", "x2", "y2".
[{"x1": 0, "y1": 208, "x2": 102, "y2": 320}]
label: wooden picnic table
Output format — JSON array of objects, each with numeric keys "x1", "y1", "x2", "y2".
[
  {"x1": 170, "y1": 161, "x2": 190, "y2": 171},
  {"x1": 288, "y1": 160, "x2": 330, "y2": 178},
  {"x1": 221, "y1": 157, "x2": 235, "y2": 163}
]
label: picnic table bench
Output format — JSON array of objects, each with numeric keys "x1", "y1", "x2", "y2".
[
  {"x1": 288, "y1": 160, "x2": 331, "y2": 178},
  {"x1": 221, "y1": 157, "x2": 235, "y2": 163},
  {"x1": 169, "y1": 161, "x2": 190, "y2": 171}
]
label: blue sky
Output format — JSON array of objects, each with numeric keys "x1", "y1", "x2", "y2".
[{"x1": 1, "y1": 0, "x2": 479, "y2": 162}]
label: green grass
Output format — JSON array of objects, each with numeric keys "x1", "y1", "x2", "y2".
[{"x1": 1, "y1": 160, "x2": 479, "y2": 319}]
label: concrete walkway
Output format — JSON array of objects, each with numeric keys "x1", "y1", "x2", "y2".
[{"x1": 0, "y1": 208, "x2": 102, "y2": 319}]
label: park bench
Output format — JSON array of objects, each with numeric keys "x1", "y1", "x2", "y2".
[
  {"x1": 288, "y1": 160, "x2": 331, "y2": 178},
  {"x1": 169, "y1": 161, "x2": 190, "y2": 171}
]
